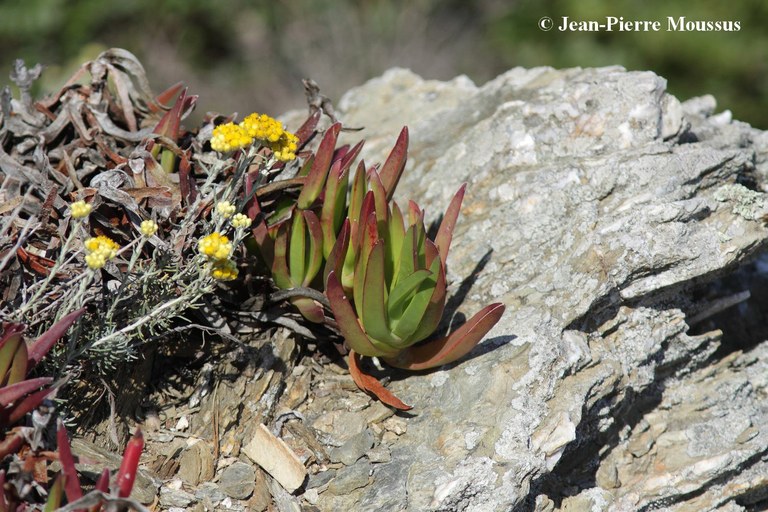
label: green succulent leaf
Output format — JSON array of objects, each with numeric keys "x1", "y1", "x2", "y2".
[
  {"x1": 407, "y1": 200, "x2": 424, "y2": 228},
  {"x1": 301, "y1": 210, "x2": 324, "y2": 287},
  {"x1": 291, "y1": 297, "x2": 325, "y2": 323},
  {"x1": 409, "y1": 240, "x2": 448, "y2": 342},
  {"x1": 360, "y1": 241, "x2": 400, "y2": 345},
  {"x1": 320, "y1": 160, "x2": 350, "y2": 258},
  {"x1": 353, "y1": 211, "x2": 378, "y2": 310},
  {"x1": 368, "y1": 171, "x2": 389, "y2": 228},
  {"x1": 339, "y1": 140, "x2": 364, "y2": 173},
  {"x1": 390, "y1": 256, "x2": 439, "y2": 342},
  {"x1": 271, "y1": 222, "x2": 293, "y2": 289},
  {"x1": 388, "y1": 202, "x2": 406, "y2": 287},
  {"x1": 387, "y1": 269, "x2": 433, "y2": 321},
  {"x1": 395, "y1": 225, "x2": 419, "y2": 286},
  {"x1": 348, "y1": 161, "x2": 367, "y2": 225},
  {"x1": 379, "y1": 127, "x2": 409, "y2": 201},
  {"x1": 385, "y1": 303, "x2": 506, "y2": 370},
  {"x1": 355, "y1": 192, "x2": 376, "y2": 249},
  {"x1": 435, "y1": 184, "x2": 466, "y2": 268},
  {"x1": 298, "y1": 123, "x2": 341, "y2": 209},
  {"x1": 297, "y1": 153, "x2": 314, "y2": 178},
  {"x1": 324, "y1": 219, "x2": 351, "y2": 287},
  {"x1": 288, "y1": 212, "x2": 307, "y2": 284},
  {"x1": 326, "y1": 272, "x2": 399, "y2": 358}
]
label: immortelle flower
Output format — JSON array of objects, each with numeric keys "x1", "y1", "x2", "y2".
[
  {"x1": 70, "y1": 200, "x2": 92, "y2": 219},
  {"x1": 198, "y1": 232, "x2": 232, "y2": 261},
  {"x1": 240, "y1": 113, "x2": 285, "y2": 143},
  {"x1": 84, "y1": 235, "x2": 120, "y2": 270},
  {"x1": 270, "y1": 131, "x2": 299, "y2": 162},
  {"x1": 216, "y1": 201, "x2": 237, "y2": 219},
  {"x1": 211, "y1": 259, "x2": 238, "y2": 281},
  {"x1": 210, "y1": 122, "x2": 253, "y2": 153},
  {"x1": 230, "y1": 213, "x2": 252, "y2": 229},
  {"x1": 140, "y1": 220, "x2": 158, "y2": 237}
]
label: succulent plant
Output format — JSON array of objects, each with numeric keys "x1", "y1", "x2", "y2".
[
  {"x1": 0, "y1": 309, "x2": 146, "y2": 510},
  {"x1": 324, "y1": 176, "x2": 504, "y2": 409},
  {"x1": 248, "y1": 121, "x2": 383, "y2": 323},
  {"x1": 46, "y1": 422, "x2": 145, "y2": 511},
  {"x1": 249, "y1": 121, "x2": 503, "y2": 409},
  {"x1": 0, "y1": 309, "x2": 85, "y2": 441}
]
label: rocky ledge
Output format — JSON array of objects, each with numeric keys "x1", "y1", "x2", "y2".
[{"x1": 290, "y1": 66, "x2": 768, "y2": 511}]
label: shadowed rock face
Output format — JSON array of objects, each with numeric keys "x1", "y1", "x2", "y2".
[{"x1": 306, "y1": 67, "x2": 768, "y2": 511}]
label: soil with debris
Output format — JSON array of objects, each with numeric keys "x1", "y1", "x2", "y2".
[{"x1": 71, "y1": 323, "x2": 404, "y2": 512}]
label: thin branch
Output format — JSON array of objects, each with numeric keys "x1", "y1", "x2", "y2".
[{"x1": 268, "y1": 287, "x2": 330, "y2": 309}]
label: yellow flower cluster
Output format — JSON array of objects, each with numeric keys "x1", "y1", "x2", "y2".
[
  {"x1": 84, "y1": 235, "x2": 120, "y2": 270},
  {"x1": 198, "y1": 232, "x2": 232, "y2": 261},
  {"x1": 209, "y1": 113, "x2": 298, "y2": 161},
  {"x1": 230, "y1": 213, "x2": 252, "y2": 229},
  {"x1": 270, "y1": 131, "x2": 299, "y2": 162},
  {"x1": 241, "y1": 113, "x2": 284, "y2": 142},
  {"x1": 210, "y1": 123, "x2": 253, "y2": 153},
  {"x1": 211, "y1": 259, "x2": 238, "y2": 281},
  {"x1": 70, "y1": 200, "x2": 92, "y2": 219},
  {"x1": 140, "y1": 220, "x2": 158, "y2": 237},
  {"x1": 198, "y1": 232, "x2": 239, "y2": 281},
  {"x1": 216, "y1": 201, "x2": 237, "y2": 219}
]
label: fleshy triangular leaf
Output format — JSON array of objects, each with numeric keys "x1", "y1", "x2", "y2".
[
  {"x1": 387, "y1": 269, "x2": 433, "y2": 322},
  {"x1": 348, "y1": 161, "x2": 367, "y2": 225},
  {"x1": 294, "y1": 110, "x2": 321, "y2": 149},
  {"x1": 360, "y1": 242, "x2": 400, "y2": 345},
  {"x1": 379, "y1": 127, "x2": 409, "y2": 201},
  {"x1": 348, "y1": 350, "x2": 412, "y2": 411},
  {"x1": 391, "y1": 257, "x2": 439, "y2": 342},
  {"x1": 409, "y1": 241, "x2": 448, "y2": 343},
  {"x1": 353, "y1": 211, "x2": 378, "y2": 311},
  {"x1": 297, "y1": 123, "x2": 340, "y2": 209},
  {"x1": 326, "y1": 272, "x2": 398, "y2": 357},
  {"x1": 56, "y1": 420, "x2": 83, "y2": 506},
  {"x1": 6, "y1": 341, "x2": 26, "y2": 386},
  {"x1": 0, "y1": 377, "x2": 52, "y2": 408},
  {"x1": 116, "y1": 429, "x2": 144, "y2": 498},
  {"x1": 291, "y1": 297, "x2": 325, "y2": 324},
  {"x1": 434, "y1": 184, "x2": 466, "y2": 269},
  {"x1": 43, "y1": 475, "x2": 63, "y2": 512},
  {"x1": 28, "y1": 308, "x2": 85, "y2": 370},
  {"x1": 7, "y1": 387, "x2": 55, "y2": 425},
  {"x1": 395, "y1": 225, "x2": 418, "y2": 287},
  {"x1": 324, "y1": 219, "x2": 350, "y2": 287},
  {"x1": 301, "y1": 210, "x2": 324, "y2": 287},
  {"x1": 271, "y1": 223, "x2": 293, "y2": 289},
  {"x1": 288, "y1": 212, "x2": 307, "y2": 285},
  {"x1": 0, "y1": 332, "x2": 22, "y2": 386},
  {"x1": 320, "y1": 160, "x2": 349, "y2": 258},
  {"x1": 384, "y1": 303, "x2": 505, "y2": 370}
]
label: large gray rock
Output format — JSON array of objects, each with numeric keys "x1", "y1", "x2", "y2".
[{"x1": 300, "y1": 67, "x2": 768, "y2": 511}]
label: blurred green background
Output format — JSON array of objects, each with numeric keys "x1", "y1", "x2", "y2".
[{"x1": 1, "y1": 0, "x2": 766, "y2": 127}]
